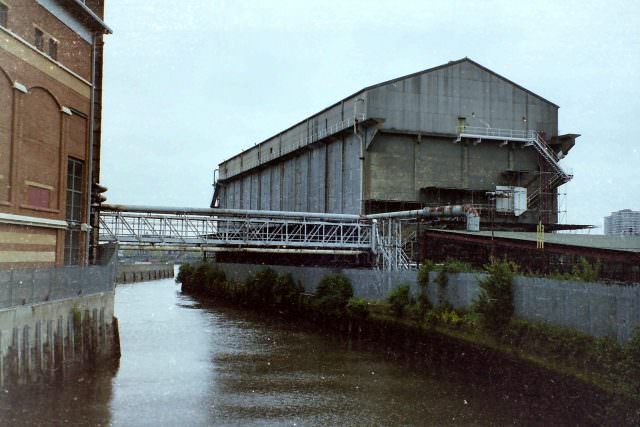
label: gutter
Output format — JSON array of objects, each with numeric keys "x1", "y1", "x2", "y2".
[{"x1": 67, "y1": 0, "x2": 113, "y2": 34}]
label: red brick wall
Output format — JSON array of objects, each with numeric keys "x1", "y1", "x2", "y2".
[
  {"x1": 0, "y1": 1, "x2": 106, "y2": 266},
  {"x1": 2, "y1": 0, "x2": 93, "y2": 80},
  {"x1": 0, "y1": 70, "x2": 11, "y2": 203},
  {"x1": 21, "y1": 87, "x2": 62, "y2": 212}
]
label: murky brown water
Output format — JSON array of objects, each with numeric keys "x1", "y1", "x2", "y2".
[{"x1": 0, "y1": 272, "x2": 637, "y2": 426}]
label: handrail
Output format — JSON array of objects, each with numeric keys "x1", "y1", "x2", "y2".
[
  {"x1": 456, "y1": 126, "x2": 572, "y2": 205},
  {"x1": 457, "y1": 125, "x2": 535, "y2": 140}
]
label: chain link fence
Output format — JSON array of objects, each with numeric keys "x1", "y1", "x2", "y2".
[{"x1": 0, "y1": 244, "x2": 117, "y2": 309}]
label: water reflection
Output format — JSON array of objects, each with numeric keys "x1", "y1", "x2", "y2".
[
  {"x1": 0, "y1": 364, "x2": 116, "y2": 425},
  {"x1": 0, "y1": 275, "x2": 636, "y2": 426}
]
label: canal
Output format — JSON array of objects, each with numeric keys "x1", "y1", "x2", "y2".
[{"x1": 0, "y1": 271, "x2": 634, "y2": 425}]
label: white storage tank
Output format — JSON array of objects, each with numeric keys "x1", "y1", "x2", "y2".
[{"x1": 495, "y1": 186, "x2": 527, "y2": 216}]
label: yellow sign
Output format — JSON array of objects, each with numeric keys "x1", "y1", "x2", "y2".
[{"x1": 536, "y1": 222, "x2": 545, "y2": 249}]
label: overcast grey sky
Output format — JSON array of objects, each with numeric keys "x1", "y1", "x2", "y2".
[{"x1": 101, "y1": 0, "x2": 639, "y2": 232}]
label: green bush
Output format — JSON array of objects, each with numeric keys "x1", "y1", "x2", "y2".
[
  {"x1": 417, "y1": 260, "x2": 434, "y2": 288},
  {"x1": 314, "y1": 273, "x2": 354, "y2": 316},
  {"x1": 245, "y1": 267, "x2": 278, "y2": 307},
  {"x1": 204, "y1": 264, "x2": 227, "y2": 296},
  {"x1": 571, "y1": 257, "x2": 601, "y2": 282},
  {"x1": 548, "y1": 257, "x2": 602, "y2": 282},
  {"x1": 176, "y1": 263, "x2": 195, "y2": 289},
  {"x1": 625, "y1": 327, "x2": 640, "y2": 393},
  {"x1": 416, "y1": 261, "x2": 433, "y2": 315},
  {"x1": 192, "y1": 262, "x2": 212, "y2": 294},
  {"x1": 405, "y1": 303, "x2": 425, "y2": 322},
  {"x1": 440, "y1": 308, "x2": 464, "y2": 328},
  {"x1": 347, "y1": 298, "x2": 370, "y2": 319},
  {"x1": 436, "y1": 259, "x2": 474, "y2": 273},
  {"x1": 473, "y1": 259, "x2": 517, "y2": 332},
  {"x1": 387, "y1": 284, "x2": 412, "y2": 317},
  {"x1": 273, "y1": 273, "x2": 303, "y2": 308},
  {"x1": 435, "y1": 270, "x2": 448, "y2": 307},
  {"x1": 626, "y1": 327, "x2": 640, "y2": 362}
]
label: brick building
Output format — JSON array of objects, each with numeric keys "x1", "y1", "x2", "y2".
[{"x1": 0, "y1": 0, "x2": 110, "y2": 267}]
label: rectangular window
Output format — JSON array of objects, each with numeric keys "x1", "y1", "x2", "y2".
[
  {"x1": 0, "y1": 3, "x2": 8, "y2": 28},
  {"x1": 66, "y1": 158, "x2": 84, "y2": 223},
  {"x1": 48, "y1": 38, "x2": 58, "y2": 60},
  {"x1": 27, "y1": 186, "x2": 50, "y2": 208},
  {"x1": 34, "y1": 27, "x2": 44, "y2": 51},
  {"x1": 65, "y1": 158, "x2": 84, "y2": 265}
]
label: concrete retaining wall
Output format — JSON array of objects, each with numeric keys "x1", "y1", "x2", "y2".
[
  {"x1": 215, "y1": 262, "x2": 640, "y2": 343},
  {"x1": 0, "y1": 291, "x2": 119, "y2": 387},
  {"x1": 116, "y1": 263, "x2": 174, "y2": 284}
]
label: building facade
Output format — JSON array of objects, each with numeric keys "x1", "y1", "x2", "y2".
[
  {"x1": 0, "y1": 0, "x2": 110, "y2": 268},
  {"x1": 604, "y1": 209, "x2": 640, "y2": 236},
  {"x1": 212, "y1": 59, "x2": 578, "y2": 229}
]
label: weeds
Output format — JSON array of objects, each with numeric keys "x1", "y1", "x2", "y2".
[
  {"x1": 435, "y1": 271, "x2": 448, "y2": 307},
  {"x1": 473, "y1": 258, "x2": 517, "y2": 333},
  {"x1": 313, "y1": 273, "x2": 353, "y2": 317},
  {"x1": 347, "y1": 298, "x2": 370, "y2": 319},
  {"x1": 387, "y1": 284, "x2": 412, "y2": 317},
  {"x1": 416, "y1": 261, "x2": 433, "y2": 316}
]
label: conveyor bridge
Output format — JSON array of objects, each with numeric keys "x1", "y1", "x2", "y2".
[{"x1": 99, "y1": 204, "x2": 480, "y2": 271}]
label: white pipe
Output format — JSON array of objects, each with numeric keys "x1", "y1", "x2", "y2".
[
  {"x1": 115, "y1": 245, "x2": 367, "y2": 255},
  {"x1": 365, "y1": 204, "x2": 480, "y2": 231},
  {"x1": 101, "y1": 204, "x2": 363, "y2": 221}
]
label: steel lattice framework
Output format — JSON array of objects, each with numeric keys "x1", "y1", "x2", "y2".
[
  {"x1": 98, "y1": 204, "x2": 480, "y2": 271},
  {"x1": 99, "y1": 210, "x2": 374, "y2": 251}
]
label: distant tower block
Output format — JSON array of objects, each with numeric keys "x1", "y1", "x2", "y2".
[{"x1": 604, "y1": 209, "x2": 640, "y2": 235}]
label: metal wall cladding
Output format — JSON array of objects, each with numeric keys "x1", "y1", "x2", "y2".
[
  {"x1": 218, "y1": 59, "x2": 560, "y2": 214},
  {"x1": 367, "y1": 60, "x2": 558, "y2": 137},
  {"x1": 221, "y1": 133, "x2": 362, "y2": 214}
]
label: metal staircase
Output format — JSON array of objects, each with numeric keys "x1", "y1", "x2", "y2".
[
  {"x1": 373, "y1": 220, "x2": 415, "y2": 271},
  {"x1": 525, "y1": 132, "x2": 572, "y2": 206},
  {"x1": 456, "y1": 126, "x2": 572, "y2": 208}
]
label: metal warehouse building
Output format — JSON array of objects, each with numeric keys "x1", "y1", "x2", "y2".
[{"x1": 212, "y1": 58, "x2": 578, "y2": 229}]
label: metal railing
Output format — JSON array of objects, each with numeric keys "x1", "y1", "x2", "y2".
[
  {"x1": 0, "y1": 262, "x2": 116, "y2": 310},
  {"x1": 98, "y1": 204, "x2": 485, "y2": 271},
  {"x1": 373, "y1": 219, "x2": 415, "y2": 271},
  {"x1": 456, "y1": 126, "x2": 573, "y2": 206},
  {"x1": 99, "y1": 210, "x2": 374, "y2": 251},
  {"x1": 457, "y1": 125, "x2": 534, "y2": 140},
  {"x1": 525, "y1": 133, "x2": 573, "y2": 205}
]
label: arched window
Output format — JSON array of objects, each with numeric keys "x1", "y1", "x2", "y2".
[{"x1": 21, "y1": 87, "x2": 61, "y2": 210}]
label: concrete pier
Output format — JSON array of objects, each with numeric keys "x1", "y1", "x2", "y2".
[
  {"x1": 0, "y1": 292, "x2": 118, "y2": 386},
  {"x1": 116, "y1": 263, "x2": 174, "y2": 284}
]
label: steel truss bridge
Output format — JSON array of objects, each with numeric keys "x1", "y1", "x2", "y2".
[{"x1": 99, "y1": 204, "x2": 480, "y2": 271}]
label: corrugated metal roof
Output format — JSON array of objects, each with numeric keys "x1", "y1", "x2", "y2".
[{"x1": 437, "y1": 230, "x2": 640, "y2": 253}]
